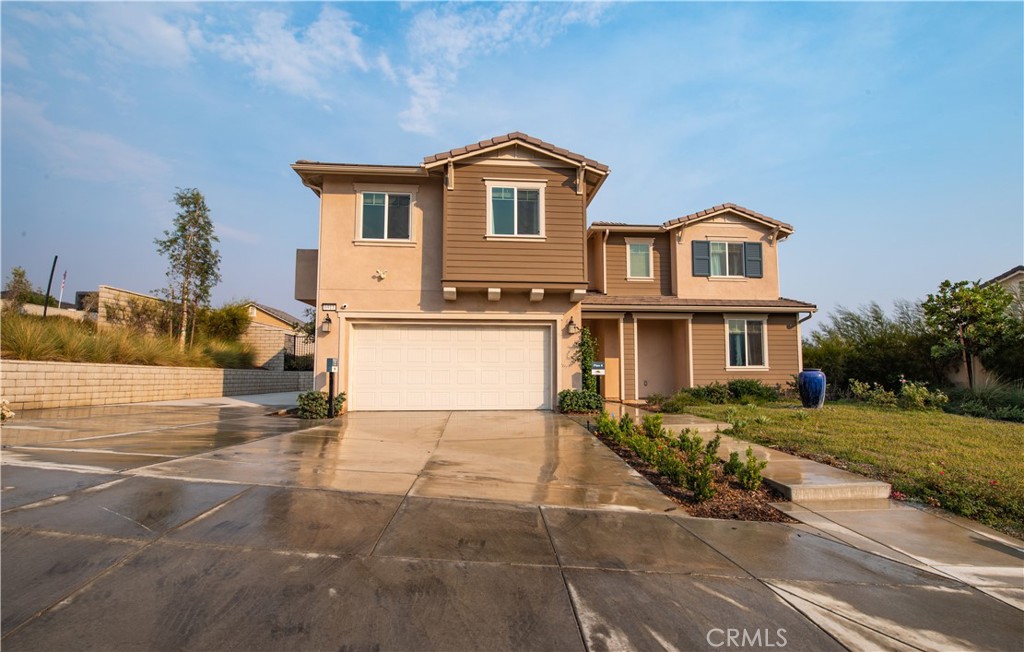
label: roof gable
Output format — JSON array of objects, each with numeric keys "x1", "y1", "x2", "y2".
[
  {"x1": 662, "y1": 203, "x2": 794, "y2": 234},
  {"x1": 423, "y1": 132, "x2": 609, "y2": 173}
]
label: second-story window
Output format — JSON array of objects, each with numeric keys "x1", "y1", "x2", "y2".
[
  {"x1": 361, "y1": 192, "x2": 411, "y2": 240},
  {"x1": 485, "y1": 181, "x2": 545, "y2": 237},
  {"x1": 693, "y1": 241, "x2": 763, "y2": 278},
  {"x1": 625, "y1": 238, "x2": 654, "y2": 280},
  {"x1": 710, "y1": 242, "x2": 745, "y2": 276}
]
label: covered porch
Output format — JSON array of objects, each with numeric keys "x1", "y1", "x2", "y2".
[{"x1": 582, "y1": 313, "x2": 692, "y2": 402}]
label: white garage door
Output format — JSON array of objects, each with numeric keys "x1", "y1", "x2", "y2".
[{"x1": 349, "y1": 323, "x2": 552, "y2": 411}]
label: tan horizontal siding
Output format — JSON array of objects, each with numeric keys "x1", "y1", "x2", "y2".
[
  {"x1": 691, "y1": 313, "x2": 800, "y2": 387},
  {"x1": 444, "y1": 160, "x2": 585, "y2": 284},
  {"x1": 604, "y1": 233, "x2": 673, "y2": 296}
]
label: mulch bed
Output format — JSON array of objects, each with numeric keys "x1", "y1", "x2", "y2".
[{"x1": 593, "y1": 429, "x2": 796, "y2": 523}]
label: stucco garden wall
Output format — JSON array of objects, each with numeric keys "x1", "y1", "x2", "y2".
[{"x1": 1, "y1": 360, "x2": 313, "y2": 411}]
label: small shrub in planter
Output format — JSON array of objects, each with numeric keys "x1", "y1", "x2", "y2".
[
  {"x1": 723, "y1": 451, "x2": 742, "y2": 476},
  {"x1": 557, "y1": 389, "x2": 604, "y2": 413},
  {"x1": 297, "y1": 391, "x2": 346, "y2": 419},
  {"x1": 737, "y1": 447, "x2": 768, "y2": 491}
]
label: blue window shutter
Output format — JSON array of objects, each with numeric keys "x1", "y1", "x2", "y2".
[
  {"x1": 692, "y1": 241, "x2": 711, "y2": 277},
  {"x1": 744, "y1": 242, "x2": 763, "y2": 278}
]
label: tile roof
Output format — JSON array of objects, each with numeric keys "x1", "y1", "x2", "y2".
[
  {"x1": 252, "y1": 302, "x2": 303, "y2": 326},
  {"x1": 662, "y1": 203, "x2": 794, "y2": 232},
  {"x1": 581, "y1": 294, "x2": 816, "y2": 310},
  {"x1": 423, "y1": 132, "x2": 609, "y2": 172}
]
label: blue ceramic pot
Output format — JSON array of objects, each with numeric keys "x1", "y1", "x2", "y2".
[{"x1": 798, "y1": 369, "x2": 827, "y2": 409}]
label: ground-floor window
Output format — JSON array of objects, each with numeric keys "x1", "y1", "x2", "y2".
[{"x1": 728, "y1": 319, "x2": 766, "y2": 367}]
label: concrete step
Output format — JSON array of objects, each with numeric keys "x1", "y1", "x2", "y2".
[{"x1": 713, "y1": 434, "x2": 892, "y2": 502}]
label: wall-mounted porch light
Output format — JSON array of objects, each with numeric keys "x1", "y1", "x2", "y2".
[
  {"x1": 566, "y1": 316, "x2": 580, "y2": 335},
  {"x1": 321, "y1": 314, "x2": 333, "y2": 334}
]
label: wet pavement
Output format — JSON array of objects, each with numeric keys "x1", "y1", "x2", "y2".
[{"x1": 1, "y1": 401, "x2": 1022, "y2": 651}]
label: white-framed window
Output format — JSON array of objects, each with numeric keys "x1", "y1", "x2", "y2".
[
  {"x1": 726, "y1": 317, "x2": 767, "y2": 368},
  {"x1": 484, "y1": 180, "x2": 545, "y2": 238},
  {"x1": 625, "y1": 238, "x2": 654, "y2": 280},
  {"x1": 711, "y1": 242, "x2": 745, "y2": 276},
  {"x1": 361, "y1": 192, "x2": 410, "y2": 240},
  {"x1": 354, "y1": 184, "x2": 418, "y2": 244},
  {"x1": 692, "y1": 241, "x2": 763, "y2": 278}
]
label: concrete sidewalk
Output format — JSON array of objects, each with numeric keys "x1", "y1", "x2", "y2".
[{"x1": 2, "y1": 404, "x2": 1022, "y2": 650}]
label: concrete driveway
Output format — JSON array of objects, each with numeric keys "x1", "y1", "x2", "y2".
[{"x1": 2, "y1": 402, "x2": 1021, "y2": 651}]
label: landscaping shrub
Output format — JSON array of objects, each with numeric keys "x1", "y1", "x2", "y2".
[
  {"x1": 946, "y1": 380, "x2": 1024, "y2": 423},
  {"x1": 297, "y1": 391, "x2": 346, "y2": 419},
  {"x1": 736, "y1": 447, "x2": 768, "y2": 490},
  {"x1": 557, "y1": 389, "x2": 604, "y2": 413},
  {"x1": 726, "y1": 379, "x2": 780, "y2": 403},
  {"x1": 284, "y1": 353, "x2": 313, "y2": 371},
  {"x1": 723, "y1": 451, "x2": 742, "y2": 476},
  {"x1": 197, "y1": 302, "x2": 252, "y2": 341},
  {"x1": 850, "y1": 377, "x2": 948, "y2": 410}
]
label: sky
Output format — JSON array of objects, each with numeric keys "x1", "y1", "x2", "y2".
[{"x1": 2, "y1": 1, "x2": 1022, "y2": 329}]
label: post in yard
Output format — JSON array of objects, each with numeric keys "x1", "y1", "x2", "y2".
[{"x1": 42, "y1": 255, "x2": 57, "y2": 318}]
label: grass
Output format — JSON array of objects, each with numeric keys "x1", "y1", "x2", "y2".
[
  {"x1": 1, "y1": 312, "x2": 255, "y2": 369},
  {"x1": 680, "y1": 401, "x2": 1024, "y2": 538}
]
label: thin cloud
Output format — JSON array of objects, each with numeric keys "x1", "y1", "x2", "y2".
[
  {"x1": 208, "y1": 6, "x2": 368, "y2": 100},
  {"x1": 2, "y1": 93, "x2": 171, "y2": 184},
  {"x1": 216, "y1": 223, "x2": 262, "y2": 245},
  {"x1": 398, "y1": 2, "x2": 610, "y2": 135}
]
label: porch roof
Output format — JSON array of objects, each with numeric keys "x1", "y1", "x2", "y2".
[{"x1": 581, "y1": 294, "x2": 816, "y2": 313}]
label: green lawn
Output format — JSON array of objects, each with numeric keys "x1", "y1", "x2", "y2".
[{"x1": 680, "y1": 402, "x2": 1024, "y2": 538}]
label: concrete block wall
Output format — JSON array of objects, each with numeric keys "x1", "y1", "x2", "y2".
[
  {"x1": 1, "y1": 360, "x2": 314, "y2": 411},
  {"x1": 241, "y1": 322, "x2": 295, "y2": 371},
  {"x1": 96, "y1": 285, "x2": 167, "y2": 333}
]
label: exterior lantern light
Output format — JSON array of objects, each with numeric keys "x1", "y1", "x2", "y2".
[
  {"x1": 321, "y1": 314, "x2": 333, "y2": 334},
  {"x1": 566, "y1": 316, "x2": 580, "y2": 335}
]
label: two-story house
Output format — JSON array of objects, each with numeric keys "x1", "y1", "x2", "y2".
[{"x1": 293, "y1": 132, "x2": 815, "y2": 411}]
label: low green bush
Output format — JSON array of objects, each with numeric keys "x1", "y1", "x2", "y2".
[
  {"x1": 945, "y1": 381, "x2": 1024, "y2": 423},
  {"x1": 850, "y1": 377, "x2": 947, "y2": 410},
  {"x1": 557, "y1": 389, "x2": 604, "y2": 413},
  {"x1": 727, "y1": 379, "x2": 780, "y2": 403},
  {"x1": 736, "y1": 447, "x2": 768, "y2": 490},
  {"x1": 723, "y1": 451, "x2": 742, "y2": 476},
  {"x1": 284, "y1": 353, "x2": 313, "y2": 371},
  {"x1": 297, "y1": 391, "x2": 346, "y2": 419}
]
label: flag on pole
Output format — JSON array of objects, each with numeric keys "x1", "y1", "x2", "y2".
[{"x1": 58, "y1": 271, "x2": 67, "y2": 308}]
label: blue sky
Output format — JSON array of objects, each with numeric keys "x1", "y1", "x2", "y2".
[{"x1": 2, "y1": 2, "x2": 1022, "y2": 328}]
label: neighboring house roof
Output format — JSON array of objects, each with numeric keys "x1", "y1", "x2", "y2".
[
  {"x1": 984, "y1": 265, "x2": 1024, "y2": 287},
  {"x1": 422, "y1": 131, "x2": 610, "y2": 173},
  {"x1": 589, "y1": 203, "x2": 795, "y2": 237},
  {"x1": 581, "y1": 293, "x2": 816, "y2": 312},
  {"x1": 249, "y1": 302, "x2": 302, "y2": 328}
]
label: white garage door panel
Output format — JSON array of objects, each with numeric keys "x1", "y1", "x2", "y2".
[{"x1": 351, "y1": 324, "x2": 551, "y2": 411}]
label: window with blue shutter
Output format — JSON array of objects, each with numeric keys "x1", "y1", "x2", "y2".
[
  {"x1": 744, "y1": 242, "x2": 763, "y2": 278},
  {"x1": 692, "y1": 241, "x2": 711, "y2": 277},
  {"x1": 695, "y1": 240, "x2": 764, "y2": 278}
]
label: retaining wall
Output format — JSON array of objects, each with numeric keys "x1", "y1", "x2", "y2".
[{"x1": 1, "y1": 360, "x2": 313, "y2": 411}]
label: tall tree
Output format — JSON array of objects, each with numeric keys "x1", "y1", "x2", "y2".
[
  {"x1": 155, "y1": 188, "x2": 221, "y2": 351},
  {"x1": 922, "y1": 280, "x2": 1013, "y2": 390}
]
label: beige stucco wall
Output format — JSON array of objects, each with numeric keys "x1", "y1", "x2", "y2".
[
  {"x1": 636, "y1": 319, "x2": 678, "y2": 397},
  {"x1": 672, "y1": 213, "x2": 783, "y2": 300}
]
